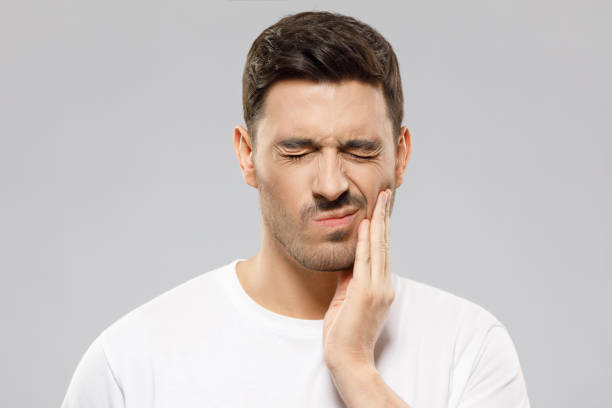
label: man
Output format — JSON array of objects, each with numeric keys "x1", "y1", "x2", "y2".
[{"x1": 61, "y1": 11, "x2": 530, "y2": 407}]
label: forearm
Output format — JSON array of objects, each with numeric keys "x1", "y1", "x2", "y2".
[{"x1": 328, "y1": 363, "x2": 413, "y2": 408}]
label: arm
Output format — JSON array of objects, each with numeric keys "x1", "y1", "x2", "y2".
[
  {"x1": 456, "y1": 325, "x2": 531, "y2": 408},
  {"x1": 328, "y1": 362, "x2": 412, "y2": 408},
  {"x1": 61, "y1": 331, "x2": 125, "y2": 408}
]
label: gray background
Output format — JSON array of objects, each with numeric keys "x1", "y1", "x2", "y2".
[{"x1": 1, "y1": 0, "x2": 610, "y2": 407}]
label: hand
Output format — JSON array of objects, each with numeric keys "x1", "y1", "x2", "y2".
[{"x1": 322, "y1": 188, "x2": 395, "y2": 371}]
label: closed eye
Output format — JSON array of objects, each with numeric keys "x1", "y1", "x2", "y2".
[
  {"x1": 281, "y1": 152, "x2": 377, "y2": 161},
  {"x1": 282, "y1": 153, "x2": 309, "y2": 161},
  {"x1": 347, "y1": 153, "x2": 377, "y2": 160}
]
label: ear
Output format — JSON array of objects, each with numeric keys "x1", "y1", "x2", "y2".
[
  {"x1": 394, "y1": 126, "x2": 412, "y2": 189},
  {"x1": 233, "y1": 125, "x2": 258, "y2": 189}
]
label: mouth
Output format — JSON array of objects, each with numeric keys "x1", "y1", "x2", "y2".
[{"x1": 314, "y1": 210, "x2": 359, "y2": 228}]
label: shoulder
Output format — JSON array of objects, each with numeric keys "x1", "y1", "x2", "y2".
[
  {"x1": 99, "y1": 260, "x2": 234, "y2": 361},
  {"x1": 63, "y1": 261, "x2": 237, "y2": 404},
  {"x1": 389, "y1": 272, "x2": 509, "y2": 368},
  {"x1": 389, "y1": 273, "x2": 526, "y2": 401},
  {"x1": 391, "y1": 273, "x2": 503, "y2": 333}
]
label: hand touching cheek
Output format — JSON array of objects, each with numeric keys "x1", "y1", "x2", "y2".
[{"x1": 322, "y1": 188, "x2": 395, "y2": 371}]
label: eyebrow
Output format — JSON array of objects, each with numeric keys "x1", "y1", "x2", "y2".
[{"x1": 276, "y1": 137, "x2": 382, "y2": 152}]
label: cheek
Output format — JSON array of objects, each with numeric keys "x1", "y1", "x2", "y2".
[
  {"x1": 352, "y1": 170, "x2": 394, "y2": 217},
  {"x1": 259, "y1": 170, "x2": 306, "y2": 221},
  {"x1": 266, "y1": 169, "x2": 306, "y2": 200}
]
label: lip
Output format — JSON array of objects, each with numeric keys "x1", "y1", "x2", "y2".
[{"x1": 314, "y1": 209, "x2": 359, "y2": 228}]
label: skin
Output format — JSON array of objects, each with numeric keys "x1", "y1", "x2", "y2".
[{"x1": 233, "y1": 78, "x2": 413, "y2": 407}]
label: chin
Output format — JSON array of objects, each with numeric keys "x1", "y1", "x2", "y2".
[{"x1": 294, "y1": 242, "x2": 356, "y2": 272}]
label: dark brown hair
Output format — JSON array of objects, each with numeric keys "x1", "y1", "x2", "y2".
[{"x1": 242, "y1": 11, "x2": 403, "y2": 148}]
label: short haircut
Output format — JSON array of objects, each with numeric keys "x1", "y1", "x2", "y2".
[{"x1": 242, "y1": 11, "x2": 404, "y2": 148}]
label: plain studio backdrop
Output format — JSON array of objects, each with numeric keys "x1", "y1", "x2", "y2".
[{"x1": 1, "y1": 1, "x2": 610, "y2": 407}]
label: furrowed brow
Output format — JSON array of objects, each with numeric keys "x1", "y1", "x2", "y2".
[
  {"x1": 276, "y1": 138, "x2": 319, "y2": 149},
  {"x1": 340, "y1": 139, "x2": 382, "y2": 152},
  {"x1": 275, "y1": 137, "x2": 382, "y2": 151}
]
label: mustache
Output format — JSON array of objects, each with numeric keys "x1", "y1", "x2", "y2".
[{"x1": 307, "y1": 192, "x2": 365, "y2": 217}]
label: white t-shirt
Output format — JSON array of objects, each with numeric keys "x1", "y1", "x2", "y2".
[{"x1": 61, "y1": 259, "x2": 530, "y2": 407}]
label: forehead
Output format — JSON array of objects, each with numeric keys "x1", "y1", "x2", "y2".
[{"x1": 258, "y1": 79, "x2": 392, "y2": 144}]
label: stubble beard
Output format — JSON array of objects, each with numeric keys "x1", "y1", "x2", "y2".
[{"x1": 258, "y1": 181, "x2": 356, "y2": 272}]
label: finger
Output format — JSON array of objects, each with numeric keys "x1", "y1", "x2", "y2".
[
  {"x1": 370, "y1": 189, "x2": 387, "y2": 283},
  {"x1": 385, "y1": 189, "x2": 392, "y2": 283},
  {"x1": 353, "y1": 218, "x2": 371, "y2": 284}
]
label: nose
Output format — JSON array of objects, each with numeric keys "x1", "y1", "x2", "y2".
[{"x1": 312, "y1": 150, "x2": 349, "y2": 202}]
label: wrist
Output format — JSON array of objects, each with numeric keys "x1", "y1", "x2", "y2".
[
  {"x1": 328, "y1": 363, "x2": 380, "y2": 406},
  {"x1": 324, "y1": 349, "x2": 375, "y2": 373}
]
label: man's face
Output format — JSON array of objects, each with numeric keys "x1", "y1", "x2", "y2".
[{"x1": 252, "y1": 79, "x2": 400, "y2": 272}]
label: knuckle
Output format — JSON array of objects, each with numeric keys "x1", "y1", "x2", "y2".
[{"x1": 387, "y1": 289, "x2": 396, "y2": 304}]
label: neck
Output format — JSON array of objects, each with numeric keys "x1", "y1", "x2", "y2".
[{"x1": 236, "y1": 228, "x2": 343, "y2": 320}]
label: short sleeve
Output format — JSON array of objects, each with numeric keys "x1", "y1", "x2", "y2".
[
  {"x1": 456, "y1": 325, "x2": 531, "y2": 408},
  {"x1": 60, "y1": 331, "x2": 125, "y2": 408}
]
